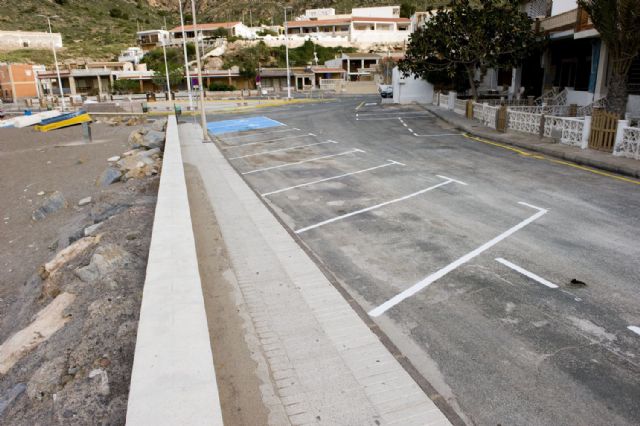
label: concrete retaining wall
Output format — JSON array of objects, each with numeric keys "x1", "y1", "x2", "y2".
[{"x1": 126, "y1": 116, "x2": 223, "y2": 425}]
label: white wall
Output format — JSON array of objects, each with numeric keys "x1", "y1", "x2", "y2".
[
  {"x1": 566, "y1": 89, "x2": 594, "y2": 106},
  {"x1": 551, "y1": 0, "x2": 577, "y2": 16},
  {"x1": 392, "y1": 67, "x2": 433, "y2": 104},
  {"x1": 626, "y1": 95, "x2": 640, "y2": 114},
  {"x1": 0, "y1": 31, "x2": 62, "y2": 50},
  {"x1": 234, "y1": 23, "x2": 256, "y2": 39},
  {"x1": 352, "y1": 6, "x2": 399, "y2": 18}
]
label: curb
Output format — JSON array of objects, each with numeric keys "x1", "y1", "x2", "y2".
[{"x1": 425, "y1": 106, "x2": 640, "y2": 180}]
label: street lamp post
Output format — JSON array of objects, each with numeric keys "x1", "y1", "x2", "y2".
[
  {"x1": 161, "y1": 38, "x2": 172, "y2": 98},
  {"x1": 178, "y1": 0, "x2": 194, "y2": 111},
  {"x1": 284, "y1": 7, "x2": 292, "y2": 100},
  {"x1": 39, "y1": 15, "x2": 66, "y2": 111},
  {"x1": 191, "y1": 0, "x2": 209, "y2": 140}
]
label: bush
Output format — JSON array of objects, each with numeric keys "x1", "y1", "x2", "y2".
[
  {"x1": 208, "y1": 83, "x2": 237, "y2": 91},
  {"x1": 113, "y1": 79, "x2": 140, "y2": 94},
  {"x1": 109, "y1": 8, "x2": 128, "y2": 20}
]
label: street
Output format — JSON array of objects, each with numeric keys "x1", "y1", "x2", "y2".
[{"x1": 203, "y1": 96, "x2": 640, "y2": 425}]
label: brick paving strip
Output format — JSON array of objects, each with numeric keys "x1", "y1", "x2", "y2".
[{"x1": 180, "y1": 122, "x2": 452, "y2": 426}]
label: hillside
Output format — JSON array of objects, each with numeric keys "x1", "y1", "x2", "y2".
[
  {"x1": 0, "y1": 0, "x2": 444, "y2": 63},
  {"x1": 0, "y1": 0, "x2": 178, "y2": 64}
]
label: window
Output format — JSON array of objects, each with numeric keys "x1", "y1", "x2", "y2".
[
  {"x1": 23, "y1": 41, "x2": 30, "y2": 47},
  {"x1": 397, "y1": 24, "x2": 409, "y2": 31}
]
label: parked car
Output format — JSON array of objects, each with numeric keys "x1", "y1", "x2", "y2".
[{"x1": 379, "y1": 85, "x2": 393, "y2": 98}]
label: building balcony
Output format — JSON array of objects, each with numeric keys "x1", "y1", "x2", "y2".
[{"x1": 535, "y1": 7, "x2": 594, "y2": 34}]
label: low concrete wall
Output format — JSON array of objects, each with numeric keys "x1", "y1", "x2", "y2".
[{"x1": 126, "y1": 116, "x2": 223, "y2": 425}]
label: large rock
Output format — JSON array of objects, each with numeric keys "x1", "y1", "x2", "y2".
[
  {"x1": 127, "y1": 129, "x2": 144, "y2": 146},
  {"x1": 32, "y1": 191, "x2": 67, "y2": 221},
  {"x1": 75, "y1": 244, "x2": 133, "y2": 284},
  {"x1": 0, "y1": 383, "x2": 26, "y2": 416},
  {"x1": 150, "y1": 118, "x2": 167, "y2": 132},
  {"x1": 140, "y1": 130, "x2": 165, "y2": 149},
  {"x1": 95, "y1": 167, "x2": 122, "y2": 187}
]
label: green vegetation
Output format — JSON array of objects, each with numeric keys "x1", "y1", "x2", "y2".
[
  {"x1": 112, "y1": 79, "x2": 139, "y2": 93},
  {"x1": 223, "y1": 40, "x2": 355, "y2": 79},
  {"x1": 0, "y1": 0, "x2": 179, "y2": 62},
  {"x1": 400, "y1": 0, "x2": 539, "y2": 98}
]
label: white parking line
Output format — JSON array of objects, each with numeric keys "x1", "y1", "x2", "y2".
[
  {"x1": 369, "y1": 202, "x2": 549, "y2": 317},
  {"x1": 295, "y1": 175, "x2": 463, "y2": 234},
  {"x1": 221, "y1": 127, "x2": 299, "y2": 140},
  {"x1": 495, "y1": 258, "x2": 559, "y2": 289},
  {"x1": 356, "y1": 111, "x2": 431, "y2": 117},
  {"x1": 261, "y1": 160, "x2": 405, "y2": 196},
  {"x1": 229, "y1": 140, "x2": 337, "y2": 160},
  {"x1": 224, "y1": 133, "x2": 314, "y2": 148},
  {"x1": 628, "y1": 326, "x2": 640, "y2": 336},
  {"x1": 415, "y1": 133, "x2": 463, "y2": 137},
  {"x1": 242, "y1": 149, "x2": 364, "y2": 175}
]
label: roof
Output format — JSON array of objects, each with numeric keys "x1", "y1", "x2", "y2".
[
  {"x1": 311, "y1": 67, "x2": 346, "y2": 74},
  {"x1": 343, "y1": 53, "x2": 381, "y2": 59},
  {"x1": 351, "y1": 17, "x2": 411, "y2": 23},
  {"x1": 287, "y1": 16, "x2": 410, "y2": 28},
  {"x1": 287, "y1": 18, "x2": 352, "y2": 28},
  {"x1": 170, "y1": 22, "x2": 241, "y2": 32}
]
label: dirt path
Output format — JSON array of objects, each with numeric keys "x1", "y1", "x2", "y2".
[{"x1": 184, "y1": 165, "x2": 270, "y2": 426}]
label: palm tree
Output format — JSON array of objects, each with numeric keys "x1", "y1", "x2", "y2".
[{"x1": 578, "y1": 0, "x2": 640, "y2": 116}]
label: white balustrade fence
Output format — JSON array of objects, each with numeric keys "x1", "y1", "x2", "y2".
[
  {"x1": 507, "y1": 109, "x2": 542, "y2": 135},
  {"x1": 454, "y1": 98, "x2": 467, "y2": 115},
  {"x1": 439, "y1": 93, "x2": 449, "y2": 108},
  {"x1": 470, "y1": 102, "x2": 498, "y2": 129},
  {"x1": 614, "y1": 126, "x2": 640, "y2": 160}
]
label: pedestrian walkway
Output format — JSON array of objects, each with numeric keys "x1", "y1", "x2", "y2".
[
  {"x1": 180, "y1": 122, "x2": 452, "y2": 426},
  {"x1": 426, "y1": 105, "x2": 640, "y2": 179}
]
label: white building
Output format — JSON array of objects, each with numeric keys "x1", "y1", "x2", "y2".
[
  {"x1": 136, "y1": 30, "x2": 170, "y2": 51},
  {"x1": 118, "y1": 47, "x2": 145, "y2": 65},
  {"x1": 286, "y1": 6, "x2": 411, "y2": 49},
  {"x1": 170, "y1": 22, "x2": 255, "y2": 41},
  {"x1": 0, "y1": 30, "x2": 62, "y2": 50},
  {"x1": 392, "y1": 67, "x2": 434, "y2": 104},
  {"x1": 352, "y1": 6, "x2": 400, "y2": 18}
]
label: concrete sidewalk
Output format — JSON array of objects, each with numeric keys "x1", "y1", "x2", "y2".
[
  {"x1": 179, "y1": 122, "x2": 452, "y2": 426},
  {"x1": 425, "y1": 105, "x2": 640, "y2": 179}
]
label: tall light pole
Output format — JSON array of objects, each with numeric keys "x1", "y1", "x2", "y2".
[
  {"x1": 191, "y1": 0, "x2": 209, "y2": 140},
  {"x1": 178, "y1": 0, "x2": 193, "y2": 110},
  {"x1": 161, "y1": 38, "x2": 172, "y2": 97},
  {"x1": 284, "y1": 7, "x2": 292, "y2": 100},
  {"x1": 39, "y1": 14, "x2": 66, "y2": 111}
]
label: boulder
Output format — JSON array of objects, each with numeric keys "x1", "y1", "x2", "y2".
[
  {"x1": 32, "y1": 191, "x2": 67, "y2": 221},
  {"x1": 107, "y1": 156, "x2": 120, "y2": 162},
  {"x1": 75, "y1": 244, "x2": 133, "y2": 284},
  {"x1": 95, "y1": 167, "x2": 122, "y2": 187},
  {"x1": 78, "y1": 196, "x2": 92, "y2": 206},
  {"x1": 127, "y1": 130, "x2": 143, "y2": 146},
  {"x1": 140, "y1": 130, "x2": 165, "y2": 149},
  {"x1": 150, "y1": 118, "x2": 167, "y2": 132},
  {"x1": 0, "y1": 383, "x2": 26, "y2": 416}
]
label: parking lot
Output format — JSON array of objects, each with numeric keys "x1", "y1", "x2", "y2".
[{"x1": 206, "y1": 97, "x2": 640, "y2": 425}]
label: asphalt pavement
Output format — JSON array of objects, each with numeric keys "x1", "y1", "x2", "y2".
[{"x1": 202, "y1": 95, "x2": 640, "y2": 425}]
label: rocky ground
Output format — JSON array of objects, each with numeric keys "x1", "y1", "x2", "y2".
[{"x1": 0, "y1": 117, "x2": 166, "y2": 424}]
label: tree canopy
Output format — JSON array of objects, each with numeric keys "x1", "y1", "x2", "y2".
[
  {"x1": 399, "y1": 0, "x2": 540, "y2": 98},
  {"x1": 578, "y1": 0, "x2": 640, "y2": 115}
]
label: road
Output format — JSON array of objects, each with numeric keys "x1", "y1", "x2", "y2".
[{"x1": 202, "y1": 96, "x2": 640, "y2": 425}]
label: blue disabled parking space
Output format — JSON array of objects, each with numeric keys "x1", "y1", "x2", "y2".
[{"x1": 207, "y1": 116, "x2": 285, "y2": 135}]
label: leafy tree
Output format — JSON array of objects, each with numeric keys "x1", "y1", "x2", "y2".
[
  {"x1": 578, "y1": 0, "x2": 640, "y2": 116},
  {"x1": 142, "y1": 46, "x2": 194, "y2": 73},
  {"x1": 399, "y1": 0, "x2": 539, "y2": 98},
  {"x1": 113, "y1": 79, "x2": 139, "y2": 94},
  {"x1": 400, "y1": 2, "x2": 417, "y2": 18},
  {"x1": 152, "y1": 68, "x2": 184, "y2": 91}
]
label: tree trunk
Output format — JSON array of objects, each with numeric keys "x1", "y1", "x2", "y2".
[
  {"x1": 607, "y1": 69, "x2": 629, "y2": 118},
  {"x1": 466, "y1": 65, "x2": 478, "y2": 99}
]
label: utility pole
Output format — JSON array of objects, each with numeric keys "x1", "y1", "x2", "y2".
[
  {"x1": 284, "y1": 7, "x2": 292, "y2": 100},
  {"x1": 161, "y1": 38, "x2": 171, "y2": 98},
  {"x1": 191, "y1": 0, "x2": 209, "y2": 140},
  {"x1": 178, "y1": 0, "x2": 194, "y2": 110},
  {"x1": 38, "y1": 15, "x2": 66, "y2": 111}
]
